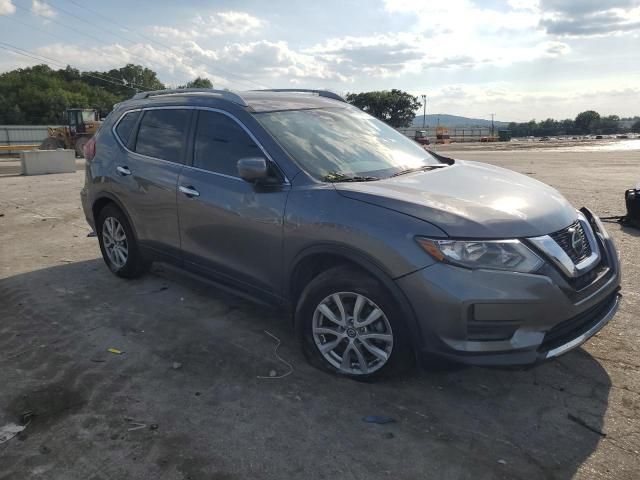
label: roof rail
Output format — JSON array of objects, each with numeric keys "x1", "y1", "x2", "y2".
[
  {"x1": 251, "y1": 89, "x2": 346, "y2": 103},
  {"x1": 131, "y1": 88, "x2": 248, "y2": 107}
]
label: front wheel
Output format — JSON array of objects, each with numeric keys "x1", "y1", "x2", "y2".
[{"x1": 295, "y1": 266, "x2": 414, "y2": 379}]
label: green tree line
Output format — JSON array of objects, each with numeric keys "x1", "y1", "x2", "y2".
[
  {"x1": 508, "y1": 110, "x2": 640, "y2": 137},
  {"x1": 0, "y1": 64, "x2": 213, "y2": 124}
]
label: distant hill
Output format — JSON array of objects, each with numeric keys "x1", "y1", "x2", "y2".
[{"x1": 413, "y1": 114, "x2": 509, "y2": 128}]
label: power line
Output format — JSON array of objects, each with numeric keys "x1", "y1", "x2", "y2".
[
  {"x1": 0, "y1": 15, "x2": 148, "y2": 90},
  {"x1": 48, "y1": 0, "x2": 141, "y2": 47},
  {"x1": 0, "y1": 42, "x2": 135, "y2": 90},
  {"x1": 11, "y1": 3, "x2": 177, "y2": 82},
  {"x1": 0, "y1": 41, "x2": 139, "y2": 91},
  {"x1": 59, "y1": 0, "x2": 271, "y2": 89},
  {"x1": 5, "y1": 2, "x2": 272, "y2": 91},
  {"x1": 14, "y1": 2, "x2": 114, "y2": 49}
]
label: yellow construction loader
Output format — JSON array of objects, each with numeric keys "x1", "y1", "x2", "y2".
[{"x1": 40, "y1": 109, "x2": 101, "y2": 157}]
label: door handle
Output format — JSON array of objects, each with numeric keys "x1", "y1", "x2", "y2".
[
  {"x1": 179, "y1": 185, "x2": 200, "y2": 198},
  {"x1": 116, "y1": 166, "x2": 131, "y2": 176}
]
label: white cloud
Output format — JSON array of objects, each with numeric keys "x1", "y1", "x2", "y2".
[
  {"x1": 149, "y1": 11, "x2": 265, "y2": 40},
  {"x1": 34, "y1": 39, "x2": 344, "y2": 90},
  {"x1": 411, "y1": 83, "x2": 640, "y2": 121},
  {"x1": 183, "y1": 40, "x2": 346, "y2": 83},
  {"x1": 0, "y1": 0, "x2": 15, "y2": 15},
  {"x1": 306, "y1": 27, "x2": 570, "y2": 78},
  {"x1": 306, "y1": 33, "x2": 426, "y2": 77},
  {"x1": 508, "y1": 0, "x2": 539, "y2": 10},
  {"x1": 540, "y1": 0, "x2": 640, "y2": 15},
  {"x1": 384, "y1": 0, "x2": 539, "y2": 32},
  {"x1": 375, "y1": 0, "x2": 570, "y2": 72},
  {"x1": 31, "y1": 0, "x2": 55, "y2": 18},
  {"x1": 149, "y1": 26, "x2": 200, "y2": 41},
  {"x1": 196, "y1": 11, "x2": 264, "y2": 35},
  {"x1": 540, "y1": 5, "x2": 640, "y2": 36}
]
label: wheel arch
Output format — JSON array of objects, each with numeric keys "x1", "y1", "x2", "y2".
[
  {"x1": 287, "y1": 244, "x2": 423, "y2": 351},
  {"x1": 92, "y1": 193, "x2": 139, "y2": 240}
]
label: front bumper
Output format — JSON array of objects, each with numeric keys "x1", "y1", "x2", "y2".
[{"x1": 397, "y1": 210, "x2": 622, "y2": 366}]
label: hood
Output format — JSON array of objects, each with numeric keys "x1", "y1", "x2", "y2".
[{"x1": 335, "y1": 160, "x2": 577, "y2": 238}]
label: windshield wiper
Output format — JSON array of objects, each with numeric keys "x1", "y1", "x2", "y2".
[
  {"x1": 323, "y1": 173, "x2": 380, "y2": 183},
  {"x1": 390, "y1": 164, "x2": 447, "y2": 178}
]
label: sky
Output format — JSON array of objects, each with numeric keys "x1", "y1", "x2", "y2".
[{"x1": 0, "y1": 0, "x2": 639, "y2": 122}]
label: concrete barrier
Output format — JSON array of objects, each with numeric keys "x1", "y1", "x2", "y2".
[{"x1": 20, "y1": 149, "x2": 76, "y2": 175}]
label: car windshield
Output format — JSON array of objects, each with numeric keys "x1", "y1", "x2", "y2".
[{"x1": 255, "y1": 107, "x2": 440, "y2": 181}]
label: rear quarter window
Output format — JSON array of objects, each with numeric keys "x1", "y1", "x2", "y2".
[{"x1": 114, "y1": 111, "x2": 140, "y2": 146}]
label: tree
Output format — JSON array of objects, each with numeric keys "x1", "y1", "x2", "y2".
[
  {"x1": 179, "y1": 77, "x2": 213, "y2": 89},
  {"x1": 561, "y1": 119, "x2": 575, "y2": 135},
  {"x1": 0, "y1": 63, "x2": 165, "y2": 124},
  {"x1": 87, "y1": 64, "x2": 165, "y2": 96},
  {"x1": 574, "y1": 110, "x2": 600, "y2": 134},
  {"x1": 598, "y1": 115, "x2": 620, "y2": 134},
  {"x1": 632, "y1": 120, "x2": 640, "y2": 133},
  {"x1": 346, "y1": 89, "x2": 421, "y2": 128}
]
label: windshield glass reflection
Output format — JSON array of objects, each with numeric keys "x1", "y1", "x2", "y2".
[{"x1": 256, "y1": 107, "x2": 439, "y2": 180}]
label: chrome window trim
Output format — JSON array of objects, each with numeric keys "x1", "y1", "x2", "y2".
[
  {"x1": 111, "y1": 105, "x2": 290, "y2": 184},
  {"x1": 112, "y1": 108, "x2": 142, "y2": 148},
  {"x1": 528, "y1": 211, "x2": 601, "y2": 278},
  {"x1": 182, "y1": 164, "x2": 246, "y2": 183}
]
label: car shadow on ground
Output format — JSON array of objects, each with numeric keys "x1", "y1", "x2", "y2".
[{"x1": 0, "y1": 259, "x2": 611, "y2": 479}]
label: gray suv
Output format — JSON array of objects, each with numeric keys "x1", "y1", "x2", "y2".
[{"x1": 81, "y1": 88, "x2": 621, "y2": 379}]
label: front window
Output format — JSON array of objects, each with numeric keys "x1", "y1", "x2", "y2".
[{"x1": 256, "y1": 107, "x2": 440, "y2": 180}]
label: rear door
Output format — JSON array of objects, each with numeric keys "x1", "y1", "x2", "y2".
[
  {"x1": 111, "y1": 107, "x2": 192, "y2": 261},
  {"x1": 177, "y1": 109, "x2": 289, "y2": 300}
]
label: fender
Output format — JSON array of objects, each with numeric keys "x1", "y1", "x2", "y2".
[
  {"x1": 91, "y1": 191, "x2": 140, "y2": 241},
  {"x1": 286, "y1": 243, "x2": 424, "y2": 350}
]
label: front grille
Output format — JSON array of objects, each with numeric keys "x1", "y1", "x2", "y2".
[
  {"x1": 539, "y1": 292, "x2": 618, "y2": 351},
  {"x1": 549, "y1": 220, "x2": 592, "y2": 264},
  {"x1": 568, "y1": 260, "x2": 608, "y2": 291}
]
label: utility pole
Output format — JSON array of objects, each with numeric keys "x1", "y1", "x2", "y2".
[
  {"x1": 421, "y1": 94, "x2": 427, "y2": 129},
  {"x1": 490, "y1": 113, "x2": 495, "y2": 138}
]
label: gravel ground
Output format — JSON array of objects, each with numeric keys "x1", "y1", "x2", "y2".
[{"x1": 0, "y1": 150, "x2": 639, "y2": 480}]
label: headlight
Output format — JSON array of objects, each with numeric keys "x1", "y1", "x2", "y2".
[{"x1": 416, "y1": 238, "x2": 543, "y2": 273}]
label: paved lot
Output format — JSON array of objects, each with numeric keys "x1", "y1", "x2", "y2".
[{"x1": 0, "y1": 150, "x2": 639, "y2": 479}]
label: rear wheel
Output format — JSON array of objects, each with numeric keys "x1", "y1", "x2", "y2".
[
  {"x1": 296, "y1": 265, "x2": 414, "y2": 379},
  {"x1": 97, "y1": 204, "x2": 149, "y2": 278},
  {"x1": 39, "y1": 137, "x2": 64, "y2": 150}
]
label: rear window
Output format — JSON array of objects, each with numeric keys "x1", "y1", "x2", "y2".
[
  {"x1": 114, "y1": 111, "x2": 140, "y2": 146},
  {"x1": 134, "y1": 109, "x2": 190, "y2": 163}
]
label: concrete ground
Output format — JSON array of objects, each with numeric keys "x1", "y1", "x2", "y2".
[{"x1": 0, "y1": 150, "x2": 639, "y2": 480}]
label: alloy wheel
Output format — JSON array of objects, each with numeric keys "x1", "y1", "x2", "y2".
[
  {"x1": 312, "y1": 292, "x2": 394, "y2": 375},
  {"x1": 102, "y1": 216, "x2": 128, "y2": 269}
]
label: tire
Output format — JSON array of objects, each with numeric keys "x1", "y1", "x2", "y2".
[
  {"x1": 74, "y1": 136, "x2": 89, "y2": 158},
  {"x1": 295, "y1": 265, "x2": 414, "y2": 380},
  {"x1": 39, "y1": 137, "x2": 64, "y2": 150},
  {"x1": 96, "y1": 203, "x2": 149, "y2": 278}
]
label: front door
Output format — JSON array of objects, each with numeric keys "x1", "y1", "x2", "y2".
[{"x1": 177, "y1": 109, "x2": 289, "y2": 300}]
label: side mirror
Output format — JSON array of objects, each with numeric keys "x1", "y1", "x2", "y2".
[{"x1": 237, "y1": 157, "x2": 269, "y2": 183}]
